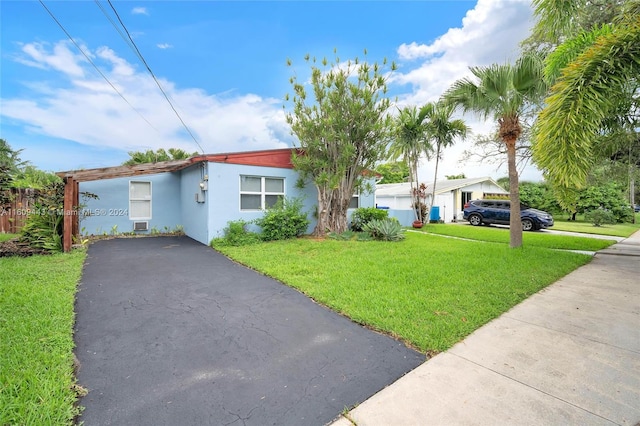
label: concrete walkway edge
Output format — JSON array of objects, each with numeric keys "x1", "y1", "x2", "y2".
[{"x1": 332, "y1": 230, "x2": 640, "y2": 426}]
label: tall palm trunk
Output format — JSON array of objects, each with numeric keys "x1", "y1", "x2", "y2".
[
  {"x1": 506, "y1": 137, "x2": 522, "y2": 248},
  {"x1": 429, "y1": 142, "x2": 441, "y2": 223},
  {"x1": 407, "y1": 156, "x2": 421, "y2": 222}
]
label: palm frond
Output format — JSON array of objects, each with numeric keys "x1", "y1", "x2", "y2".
[
  {"x1": 534, "y1": 18, "x2": 640, "y2": 191},
  {"x1": 544, "y1": 24, "x2": 614, "y2": 84},
  {"x1": 531, "y1": 0, "x2": 585, "y2": 42}
]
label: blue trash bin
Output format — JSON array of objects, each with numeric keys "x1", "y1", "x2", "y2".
[{"x1": 430, "y1": 206, "x2": 440, "y2": 222}]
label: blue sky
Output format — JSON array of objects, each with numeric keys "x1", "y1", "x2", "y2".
[{"x1": 0, "y1": 0, "x2": 540, "y2": 181}]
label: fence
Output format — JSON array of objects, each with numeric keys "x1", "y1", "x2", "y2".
[{"x1": 1, "y1": 188, "x2": 37, "y2": 234}]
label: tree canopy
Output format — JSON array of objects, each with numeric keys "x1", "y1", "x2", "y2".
[
  {"x1": 123, "y1": 148, "x2": 198, "y2": 165},
  {"x1": 286, "y1": 51, "x2": 395, "y2": 235},
  {"x1": 375, "y1": 162, "x2": 410, "y2": 184}
]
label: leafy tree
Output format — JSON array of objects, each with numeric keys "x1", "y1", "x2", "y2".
[
  {"x1": 421, "y1": 100, "x2": 469, "y2": 220},
  {"x1": 575, "y1": 181, "x2": 633, "y2": 222},
  {"x1": 496, "y1": 177, "x2": 510, "y2": 191},
  {"x1": 13, "y1": 165, "x2": 62, "y2": 189},
  {"x1": 388, "y1": 106, "x2": 432, "y2": 223},
  {"x1": 444, "y1": 54, "x2": 547, "y2": 248},
  {"x1": 123, "y1": 148, "x2": 198, "y2": 165},
  {"x1": 518, "y1": 181, "x2": 562, "y2": 214},
  {"x1": 375, "y1": 161, "x2": 410, "y2": 184},
  {"x1": 445, "y1": 173, "x2": 466, "y2": 180},
  {"x1": 286, "y1": 51, "x2": 395, "y2": 235},
  {"x1": 533, "y1": 1, "x2": 640, "y2": 208},
  {"x1": 1, "y1": 139, "x2": 28, "y2": 205}
]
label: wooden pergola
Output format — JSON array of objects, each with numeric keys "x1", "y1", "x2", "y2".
[{"x1": 56, "y1": 159, "x2": 194, "y2": 252}]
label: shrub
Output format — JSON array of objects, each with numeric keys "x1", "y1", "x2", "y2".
[
  {"x1": 213, "y1": 220, "x2": 262, "y2": 247},
  {"x1": 363, "y1": 218, "x2": 405, "y2": 241},
  {"x1": 585, "y1": 208, "x2": 616, "y2": 227},
  {"x1": 350, "y1": 207, "x2": 388, "y2": 231},
  {"x1": 256, "y1": 198, "x2": 309, "y2": 241},
  {"x1": 19, "y1": 182, "x2": 64, "y2": 252}
]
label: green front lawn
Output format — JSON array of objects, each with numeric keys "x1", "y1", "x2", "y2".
[
  {"x1": 0, "y1": 251, "x2": 86, "y2": 425},
  {"x1": 551, "y1": 217, "x2": 640, "y2": 237},
  {"x1": 213, "y1": 232, "x2": 592, "y2": 354},
  {"x1": 419, "y1": 223, "x2": 616, "y2": 251},
  {"x1": 0, "y1": 233, "x2": 18, "y2": 242}
]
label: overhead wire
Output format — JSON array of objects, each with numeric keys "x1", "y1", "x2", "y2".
[
  {"x1": 105, "y1": 0, "x2": 205, "y2": 154},
  {"x1": 93, "y1": 0, "x2": 138, "y2": 54},
  {"x1": 37, "y1": 0, "x2": 162, "y2": 135}
]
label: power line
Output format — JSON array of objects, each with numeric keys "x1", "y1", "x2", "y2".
[
  {"x1": 93, "y1": 0, "x2": 138, "y2": 55},
  {"x1": 106, "y1": 0, "x2": 205, "y2": 154},
  {"x1": 37, "y1": 0, "x2": 162, "y2": 135}
]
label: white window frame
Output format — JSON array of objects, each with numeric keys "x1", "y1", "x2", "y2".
[
  {"x1": 129, "y1": 181, "x2": 152, "y2": 220},
  {"x1": 239, "y1": 176, "x2": 285, "y2": 211},
  {"x1": 348, "y1": 193, "x2": 359, "y2": 209}
]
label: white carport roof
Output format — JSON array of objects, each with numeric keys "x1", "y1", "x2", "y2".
[{"x1": 376, "y1": 177, "x2": 507, "y2": 197}]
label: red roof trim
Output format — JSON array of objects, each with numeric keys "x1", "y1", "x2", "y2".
[{"x1": 191, "y1": 148, "x2": 301, "y2": 169}]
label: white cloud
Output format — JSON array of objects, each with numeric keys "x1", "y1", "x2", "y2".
[
  {"x1": 0, "y1": 43, "x2": 291, "y2": 165},
  {"x1": 18, "y1": 41, "x2": 86, "y2": 77},
  {"x1": 394, "y1": 0, "x2": 534, "y2": 105},
  {"x1": 393, "y1": 0, "x2": 542, "y2": 181},
  {"x1": 156, "y1": 43, "x2": 173, "y2": 50},
  {"x1": 131, "y1": 7, "x2": 148, "y2": 15}
]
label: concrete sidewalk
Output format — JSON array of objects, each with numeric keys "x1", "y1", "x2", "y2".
[{"x1": 333, "y1": 231, "x2": 640, "y2": 426}]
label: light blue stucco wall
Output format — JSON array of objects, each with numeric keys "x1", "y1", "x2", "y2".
[
  {"x1": 205, "y1": 162, "x2": 317, "y2": 243},
  {"x1": 78, "y1": 161, "x2": 378, "y2": 244},
  {"x1": 386, "y1": 209, "x2": 416, "y2": 227},
  {"x1": 180, "y1": 163, "x2": 210, "y2": 244},
  {"x1": 79, "y1": 172, "x2": 181, "y2": 235}
]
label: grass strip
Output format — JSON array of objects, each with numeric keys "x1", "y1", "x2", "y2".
[
  {"x1": 419, "y1": 224, "x2": 616, "y2": 251},
  {"x1": 213, "y1": 233, "x2": 591, "y2": 354},
  {"x1": 0, "y1": 233, "x2": 19, "y2": 242},
  {"x1": 0, "y1": 250, "x2": 86, "y2": 425},
  {"x1": 551, "y1": 218, "x2": 640, "y2": 237}
]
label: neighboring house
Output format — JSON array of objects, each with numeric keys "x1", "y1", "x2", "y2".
[
  {"x1": 375, "y1": 177, "x2": 507, "y2": 225},
  {"x1": 56, "y1": 148, "x2": 375, "y2": 251}
]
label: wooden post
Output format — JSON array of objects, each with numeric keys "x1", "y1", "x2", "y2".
[
  {"x1": 63, "y1": 177, "x2": 74, "y2": 253},
  {"x1": 72, "y1": 180, "x2": 80, "y2": 236}
]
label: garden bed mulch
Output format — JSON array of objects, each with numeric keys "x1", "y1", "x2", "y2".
[{"x1": 0, "y1": 238, "x2": 50, "y2": 257}]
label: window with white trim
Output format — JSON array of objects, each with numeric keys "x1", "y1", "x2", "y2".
[
  {"x1": 240, "y1": 176, "x2": 284, "y2": 210},
  {"x1": 129, "y1": 181, "x2": 152, "y2": 219},
  {"x1": 349, "y1": 194, "x2": 359, "y2": 209}
]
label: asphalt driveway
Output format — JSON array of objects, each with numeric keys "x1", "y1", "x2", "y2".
[{"x1": 75, "y1": 236, "x2": 424, "y2": 425}]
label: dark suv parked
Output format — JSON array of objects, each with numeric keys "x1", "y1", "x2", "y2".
[{"x1": 463, "y1": 199, "x2": 554, "y2": 231}]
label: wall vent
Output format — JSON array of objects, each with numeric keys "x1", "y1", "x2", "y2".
[{"x1": 133, "y1": 221, "x2": 148, "y2": 231}]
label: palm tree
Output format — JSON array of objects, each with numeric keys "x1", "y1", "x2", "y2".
[
  {"x1": 443, "y1": 54, "x2": 547, "y2": 248},
  {"x1": 421, "y1": 100, "x2": 469, "y2": 221},
  {"x1": 533, "y1": 3, "x2": 640, "y2": 204},
  {"x1": 388, "y1": 106, "x2": 433, "y2": 223}
]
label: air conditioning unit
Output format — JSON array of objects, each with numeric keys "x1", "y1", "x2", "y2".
[{"x1": 133, "y1": 221, "x2": 148, "y2": 231}]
